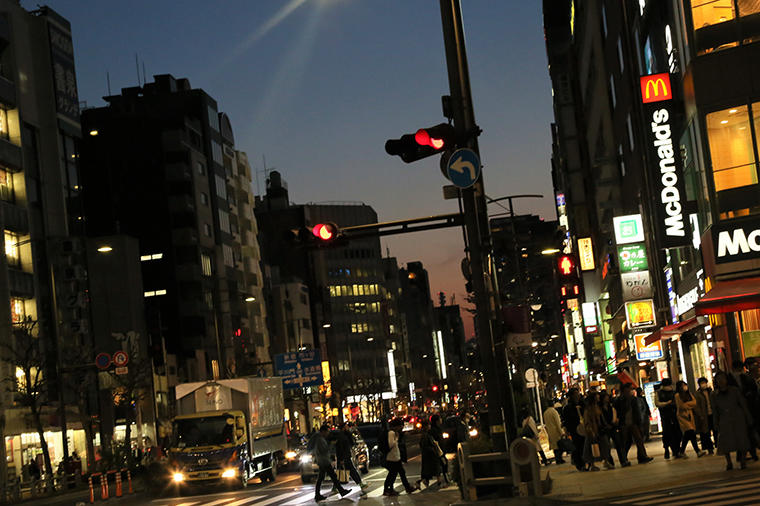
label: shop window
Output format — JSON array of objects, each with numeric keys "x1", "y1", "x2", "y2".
[
  {"x1": 706, "y1": 105, "x2": 757, "y2": 192},
  {"x1": 692, "y1": 0, "x2": 735, "y2": 30}
]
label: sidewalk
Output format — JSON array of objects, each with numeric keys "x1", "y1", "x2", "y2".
[{"x1": 543, "y1": 437, "x2": 760, "y2": 501}]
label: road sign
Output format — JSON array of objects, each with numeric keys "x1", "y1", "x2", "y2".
[
  {"x1": 113, "y1": 351, "x2": 129, "y2": 367},
  {"x1": 446, "y1": 148, "x2": 481, "y2": 188},
  {"x1": 524, "y1": 368, "x2": 539, "y2": 383},
  {"x1": 95, "y1": 353, "x2": 111, "y2": 370},
  {"x1": 114, "y1": 366, "x2": 128, "y2": 375},
  {"x1": 274, "y1": 350, "x2": 324, "y2": 390}
]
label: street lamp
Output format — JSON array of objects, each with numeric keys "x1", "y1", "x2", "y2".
[
  {"x1": 96, "y1": 245, "x2": 113, "y2": 253},
  {"x1": 541, "y1": 248, "x2": 560, "y2": 255},
  {"x1": 244, "y1": 296, "x2": 256, "y2": 302}
]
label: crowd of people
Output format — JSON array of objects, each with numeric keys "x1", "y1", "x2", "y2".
[{"x1": 530, "y1": 360, "x2": 760, "y2": 473}]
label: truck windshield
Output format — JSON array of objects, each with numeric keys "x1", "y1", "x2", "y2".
[{"x1": 173, "y1": 416, "x2": 235, "y2": 448}]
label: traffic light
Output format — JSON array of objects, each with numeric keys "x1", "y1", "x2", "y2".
[
  {"x1": 312, "y1": 222, "x2": 339, "y2": 241},
  {"x1": 557, "y1": 255, "x2": 575, "y2": 276},
  {"x1": 557, "y1": 255, "x2": 581, "y2": 301},
  {"x1": 385, "y1": 123, "x2": 457, "y2": 163},
  {"x1": 286, "y1": 222, "x2": 343, "y2": 248},
  {"x1": 432, "y1": 385, "x2": 439, "y2": 392}
]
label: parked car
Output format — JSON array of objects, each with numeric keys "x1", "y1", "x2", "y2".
[{"x1": 300, "y1": 428, "x2": 369, "y2": 483}]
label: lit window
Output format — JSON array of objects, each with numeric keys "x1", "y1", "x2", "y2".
[
  {"x1": 10, "y1": 298, "x2": 24, "y2": 323},
  {"x1": 706, "y1": 105, "x2": 757, "y2": 192},
  {"x1": 0, "y1": 168, "x2": 13, "y2": 202},
  {"x1": 0, "y1": 108, "x2": 7, "y2": 140},
  {"x1": 691, "y1": 0, "x2": 735, "y2": 30},
  {"x1": 201, "y1": 253, "x2": 212, "y2": 276},
  {"x1": 140, "y1": 253, "x2": 163, "y2": 262},
  {"x1": 5, "y1": 231, "x2": 18, "y2": 264}
]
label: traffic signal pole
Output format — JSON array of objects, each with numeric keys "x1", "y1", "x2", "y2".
[{"x1": 439, "y1": 0, "x2": 515, "y2": 448}]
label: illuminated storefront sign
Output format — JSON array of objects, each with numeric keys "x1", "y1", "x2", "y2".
[
  {"x1": 641, "y1": 72, "x2": 690, "y2": 248},
  {"x1": 582, "y1": 302, "x2": 598, "y2": 333},
  {"x1": 625, "y1": 299, "x2": 656, "y2": 329},
  {"x1": 665, "y1": 267, "x2": 678, "y2": 324},
  {"x1": 713, "y1": 215, "x2": 760, "y2": 264},
  {"x1": 677, "y1": 286, "x2": 699, "y2": 316},
  {"x1": 634, "y1": 332, "x2": 664, "y2": 361},
  {"x1": 604, "y1": 339, "x2": 617, "y2": 374},
  {"x1": 621, "y1": 271, "x2": 653, "y2": 300},
  {"x1": 578, "y1": 237, "x2": 595, "y2": 270},
  {"x1": 618, "y1": 243, "x2": 648, "y2": 273},
  {"x1": 614, "y1": 214, "x2": 645, "y2": 245},
  {"x1": 640, "y1": 72, "x2": 672, "y2": 103}
]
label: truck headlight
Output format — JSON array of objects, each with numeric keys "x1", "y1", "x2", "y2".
[
  {"x1": 172, "y1": 472, "x2": 185, "y2": 483},
  {"x1": 442, "y1": 432, "x2": 450, "y2": 439},
  {"x1": 286, "y1": 451, "x2": 298, "y2": 459},
  {"x1": 469, "y1": 428, "x2": 478, "y2": 437},
  {"x1": 300, "y1": 454, "x2": 312, "y2": 464},
  {"x1": 221, "y1": 468, "x2": 237, "y2": 478}
]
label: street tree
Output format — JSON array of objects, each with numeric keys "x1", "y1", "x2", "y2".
[
  {"x1": 61, "y1": 344, "x2": 98, "y2": 473},
  {"x1": 0, "y1": 321, "x2": 54, "y2": 488}
]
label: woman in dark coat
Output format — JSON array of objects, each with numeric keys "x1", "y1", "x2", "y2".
[
  {"x1": 429, "y1": 414, "x2": 450, "y2": 484},
  {"x1": 712, "y1": 371, "x2": 753, "y2": 470},
  {"x1": 416, "y1": 420, "x2": 443, "y2": 488}
]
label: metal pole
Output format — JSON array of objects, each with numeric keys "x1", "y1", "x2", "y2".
[{"x1": 439, "y1": 0, "x2": 514, "y2": 447}]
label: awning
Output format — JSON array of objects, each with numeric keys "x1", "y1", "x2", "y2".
[
  {"x1": 644, "y1": 317, "x2": 703, "y2": 346},
  {"x1": 695, "y1": 277, "x2": 760, "y2": 316}
]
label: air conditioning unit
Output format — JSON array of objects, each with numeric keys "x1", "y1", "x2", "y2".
[
  {"x1": 60, "y1": 239, "x2": 82, "y2": 256},
  {"x1": 62, "y1": 265, "x2": 87, "y2": 281}
]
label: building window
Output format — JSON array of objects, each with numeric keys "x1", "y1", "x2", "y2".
[
  {"x1": 10, "y1": 298, "x2": 25, "y2": 323},
  {"x1": 223, "y1": 244, "x2": 234, "y2": 267},
  {"x1": 197, "y1": 162, "x2": 206, "y2": 175},
  {"x1": 609, "y1": 75, "x2": 616, "y2": 109},
  {"x1": 0, "y1": 168, "x2": 13, "y2": 202},
  {"x1": 626, "y1": 114, "x2": 635, "y2": 152},
  {"x1": 211, "y1": 141, "x2": 223, "y2": 165},
  {"x1": 691, "y1": 0, "x2": 735, "y2": 30},
  {"x1": 204, "y1": 223, "x2": 212, "y2": 237},
  {"x1": 5, "y1": 231, "x2": 18, "y2": 267},
  {"x1": 200, "y1": 192, "x2": 208, "y2": 206},
  {"x1": 218, "y1": 210, "x2": 230, "y2": 233},
  {"x1": 208, "y1": 105, "x2": 220, "y2": 132},
  {"x1": 0, "y1": 108, "x2": 8, "y2": 140},
  {"x1": 201, "y1": 253, "x2": 212, "y2": 276},
  {"x1": 706, "y1": 105, "x2": 756, "y2": 192},
  {"x1": 617, "y1": 37, "x2": 624, "y2": 74},
  {"x1": 215, "y1": 175, "x2": 227, "y2": 200}
]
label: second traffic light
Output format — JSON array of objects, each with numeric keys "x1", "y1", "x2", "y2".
[{"x1": 385, "y1": 123, "x2": 457, "y2": 163}]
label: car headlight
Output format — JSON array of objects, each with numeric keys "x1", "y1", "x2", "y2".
[
  {"x1": 469, "y1": 428, "x2": 478, "y2": 437},
  {"x1": 300, "y1": 454, "x2": 312, "y2": 464},
  {"x1": 221, "y1": 468, "x2": 237, "y2": 478},
  {"x1": 442, "y1": 432, "x2": 450, "y2": 439},
  {"x1": 286, "y1": 451, "x2": 298, "y2": 459},
  {"x1": 172, "y1": 472, "x2": 185, "y2": 483}
]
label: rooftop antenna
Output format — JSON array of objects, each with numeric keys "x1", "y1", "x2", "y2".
[
  {"x1": 142, "y1": 60, "x2": 147, "y2": 86},
  {"x1": 106, "y1": 71, "x2": 112, "y2": 95},
  {"x1": 135, "y1": 53, "x2": 141, "y2": 86}
]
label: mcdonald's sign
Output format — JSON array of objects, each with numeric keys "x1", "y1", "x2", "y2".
[{"x1": 640, "y1": 73, "x2": 672, "y2": 103}]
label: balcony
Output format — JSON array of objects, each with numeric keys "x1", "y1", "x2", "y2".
[
  {"x1": 168, "y1": 194, "x2": 195, "y2": 213},
  {"x1": 1, "y1": 201, "x2": 28, "y2": 233},
  {"x1": 0, "y1": 75, "x2": 15, "y2": 109},
  {"x1": 8, "y1": 268, "x2": 34, "y2": 298},
  {"x1": 165, "y1": 163, "x2": 192, "y2": 182},
  {"x1": 0, "y1": 138, "x2": 21, "y2": 171}
]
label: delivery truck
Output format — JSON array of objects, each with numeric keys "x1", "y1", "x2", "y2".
[{"x1": 168, "y1": 377, "x2": 286, "y2": 488}]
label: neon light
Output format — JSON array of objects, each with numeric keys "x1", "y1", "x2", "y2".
[{"x1": 640, "y1": 73, "x2": 672, "y2": 103}]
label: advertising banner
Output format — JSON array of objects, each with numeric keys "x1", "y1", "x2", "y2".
[
  {"x1": 578, "y1": 237, "x2": 595, "y2": 270},
  {"x1": 625, "y1": 299, "x2": 656, "y2": 329},
  {"x1": 614, "y1": 215, "x2": 645, "y2": 245},
  {"x1": 711, "y1": 214, "x2": 760, "y2": 264},
  {"x1": 634, "y1": 332, "x2": 664, "y2": 361},
  {"x1": 618, "y1": 243, "x2": 649, "y2": 273},
  {"x1": 622, "y1": 271, "x2": 653, "y2": 300}
]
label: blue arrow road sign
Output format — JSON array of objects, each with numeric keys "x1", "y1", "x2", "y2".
[
  {"x1": 274, "y1": 350, "x2": 324, "y2": 390},
  {"x1": 446, "y1": 148, "x2": 481, "y2": 188}
]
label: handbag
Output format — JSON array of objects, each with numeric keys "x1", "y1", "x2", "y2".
[
  {"x1": 432, "y1": 440, "x2": 444, "y2": 458},
  {"x1": 336, "y1": 463, "x2": 349, "y2": 483},
  {"x1": 558, "y1": 437, "x2": 575, "y2": 453}
]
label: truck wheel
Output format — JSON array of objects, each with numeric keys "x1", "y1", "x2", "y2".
[
  {"x1": 266, "y1": 459, "x2": 278, "y2": 482},
  {"x1": 239, "y1": 467, "x2": 249, "y2": 489}
]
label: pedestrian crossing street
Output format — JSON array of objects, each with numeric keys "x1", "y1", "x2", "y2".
[{"x1": 608, "y1": 475, "x2": 760, "y2": 505}]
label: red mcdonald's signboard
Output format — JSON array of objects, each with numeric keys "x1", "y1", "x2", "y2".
[{"x1": 640, "y1": 73, "x2": 672, "y2": 104}]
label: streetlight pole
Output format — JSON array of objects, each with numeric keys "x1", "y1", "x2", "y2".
[{"x1": 439, "y1": 0, "x2": 513, "y2": 447}]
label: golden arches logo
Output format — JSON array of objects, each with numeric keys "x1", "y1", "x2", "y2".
[{"x1": 640, "y1": 73, "x2": 672, "y2": 103}]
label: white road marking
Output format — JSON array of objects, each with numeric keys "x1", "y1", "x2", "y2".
[
  {"x1": 222, "y1": 495, "x2": 264, "y2": 506},
  {"x1": 250, "y1": 490, "x2": 304, "y2": 505}
]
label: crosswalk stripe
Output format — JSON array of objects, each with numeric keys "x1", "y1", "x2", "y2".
[
  {"x1": 176, "y1": 502, "x2": 200, "y2": 506},
  {"x1": 221, "y1": 495, "x2": 264, "y2": 506},
  {"x1": 612, "y1": 494, "x2": 673, "y2": 504},
  {"x1": 663, "y1": 490, "x2": 760, "y2": 506},
  {"x1": 197, "y1": 499, "x2": 235, "y2": 506},
  {"x1": 249, "y1": 490, "x2": 303, "y2": 506},
  {"x1": 281, "y1": 491, "x2": 320, "y2": 505},
  {"x1": 640, "y1": 481, "x2": 760, "y2": 505}
]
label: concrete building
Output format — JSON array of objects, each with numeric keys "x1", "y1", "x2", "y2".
[
  {"x1": 0, "y1": 2, "x2": 93, "y2": 478},
  {"x1": 80, "y1": 74, "x2": 269, "y2": 384}
]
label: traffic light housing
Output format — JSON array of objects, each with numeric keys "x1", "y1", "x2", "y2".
[
  {"x1": 385, "y1": 123, "x2": 457, "y2": 163},
  {"x1": 286, "y1": 222, "x2": 344, "y2": 248},
  {"x1": 312, "y1": 222, "x2": 339, "y2": 241}
]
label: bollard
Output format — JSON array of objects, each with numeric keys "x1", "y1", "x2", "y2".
[
  {"x1": 88, "y1": 474, "x2": 96, "y2": 503},
  {"x1": 100, "y1": 472, "x2": 108, "y2": 500},
  {"x1": 125, "y1": 468, "x2": 133, "y2": 494},
  {"x1": 115, "y1": 470, "x2": 122, "y2": 497}
]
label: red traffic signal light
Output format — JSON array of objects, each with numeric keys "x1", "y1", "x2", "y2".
[
  {"x1": 312, "y1": 223, "x2": 338, "y2": 241},
  {"x1": 432, "y1": 385, "x2": 439, "y2": 392},
  {"x1": 558, "y1": 255, "x2": 575, "y2": 276},
  {"x1": 385, "y1": 123, "x2": 457, "y2": 163}
]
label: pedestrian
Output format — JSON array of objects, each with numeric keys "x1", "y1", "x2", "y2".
[
  {"x1": 616, "y1": 383, "x2": 654, "y2": 465},
  {"x1": 599, "y1": 391, "x2": 625, "y2": 466},
  {"x1": 543, "y1": 401, "x2": 566, "y2": 464},
  {"x1": 312, "y1": 424, "x2": 351, "y2": 502},
  {"x1": 562, "y1": 388, "x2": 586, "y2": 471},
  {"x1": 729, "y1": 359, "x2": 760, "y2": 461},
  {"x1": 695, "y1": 377, "x2": 715, "y2": 454},
  {"x1": 333, "y1": 423, "x2": 368, "y2": 495},
  {"x1": 455, "y1": 412, "x2": 471, "y2": 446},
  {"x1": 429, "y1": 414, "x2": 450, "y2": 483},
  {"x1": 581, "y1": 393, "x2": 611, "y2": 471},
  {"x1": 383, "y1": 418, "x2": 415, "y2": 496},
  {"x1": 416, "y1": 419, "x2": 443, "y2": 489},
  {"x1": 712, "y1": 370, "x2": 753, "y2": 470},
  {"x1": 675, "y1": 380, "x2": 707, "y2": 458},
  {"x1": 655, "y1": 378, "x2": 682, "y2": 459},
  {"x1": 520, "y1": 407, "x2": 549, "y2": 465},
  {"x1": 635, "y1": 387, "x2": 651, "y2": 441}
]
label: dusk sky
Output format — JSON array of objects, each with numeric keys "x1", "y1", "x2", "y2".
[{"x1": 29, "y1": 0, "x2": 556, "y2": 337}]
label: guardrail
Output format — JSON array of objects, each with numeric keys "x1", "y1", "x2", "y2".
[{"x1": 457, "y1": 441, "x2": 512, "y2": 501}]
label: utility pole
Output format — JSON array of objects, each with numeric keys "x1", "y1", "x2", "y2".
[{"x1": 439, "y1": 0, "x2": 514, "y2": 447}]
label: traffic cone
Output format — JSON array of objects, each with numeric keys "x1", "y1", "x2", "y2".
[
  {"x1": 125, "y1": 468, "x2": 133, "y2": 494},
  {"x1": 100, "y1": 473, "x2": 108, "y2": 500},
  {"x1": 115, "y1": 470, "x2": 122, "y2": 497},
  {"x1": 88, "y1": 474, "x2": 96, "y2": 503}
]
